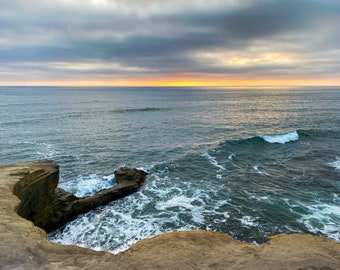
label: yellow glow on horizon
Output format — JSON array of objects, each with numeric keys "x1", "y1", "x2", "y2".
[{"x1": 2, "y1": 76, "x2": 340, "y2": 87}]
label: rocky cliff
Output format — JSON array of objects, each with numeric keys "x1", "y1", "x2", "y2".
[{"x1": 0, "y1": 160, "x2": 339, "y2": 270}]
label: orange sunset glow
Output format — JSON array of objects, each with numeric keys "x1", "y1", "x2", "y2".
[{"x1": 3, "y1": 77, "x2": 340, "y2": 87}]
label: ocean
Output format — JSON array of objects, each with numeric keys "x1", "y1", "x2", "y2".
[{"x1": 1, "y1": 86, "x2": 339, "y2": 253}]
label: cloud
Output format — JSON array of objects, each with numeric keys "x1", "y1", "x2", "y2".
[{"x1": 1, "y1": 0, "x2": 340, "y2": 84}]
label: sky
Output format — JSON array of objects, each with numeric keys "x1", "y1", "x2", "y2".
[{"x1": 1, "y1": 0, "x2": 340, "y2": 87}]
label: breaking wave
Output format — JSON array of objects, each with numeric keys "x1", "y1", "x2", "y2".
[{"x1": 261, "y1": 130, "x2": 299, "y2": 144}]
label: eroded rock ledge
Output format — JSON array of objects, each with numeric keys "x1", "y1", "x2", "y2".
[
  {"x1": 0, "y1": 160, "x2": 339, "y2": 270},
  {"x1": 11, "y1": 160, "x2": 147, "y2": 232}
]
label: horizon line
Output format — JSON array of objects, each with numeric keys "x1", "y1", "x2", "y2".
[{"x1": 1, "y1": 84, "x2": 340, "y2": 88}]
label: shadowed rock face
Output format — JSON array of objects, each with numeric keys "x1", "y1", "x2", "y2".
[{"x1": 0, "y1": 160, "x2": 339, "y2": 270}]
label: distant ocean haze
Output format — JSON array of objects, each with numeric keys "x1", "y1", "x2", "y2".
[{"x1": 1, "y1": 86, "x2": 339, "y2": 253}]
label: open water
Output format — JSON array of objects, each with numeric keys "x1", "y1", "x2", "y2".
[{"x1": 0, "y1": 86, "x2": 339, "y2": 253}]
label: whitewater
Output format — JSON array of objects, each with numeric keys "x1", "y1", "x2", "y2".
[{"x1": 1, "y1": 86, "x2": 339, "y2": 253}]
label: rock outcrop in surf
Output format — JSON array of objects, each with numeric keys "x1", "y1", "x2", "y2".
[{"x1": 12, "y1": 160, "x2": 147, "y2": 232}]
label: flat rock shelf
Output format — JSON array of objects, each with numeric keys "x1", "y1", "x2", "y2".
[{"x1": 0, "y1": 160, "x2": 339, "y2": 270}]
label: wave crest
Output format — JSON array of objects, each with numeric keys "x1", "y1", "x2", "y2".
[{"x1": 261, "y1": 130, "x2": 299, "y2": 144}]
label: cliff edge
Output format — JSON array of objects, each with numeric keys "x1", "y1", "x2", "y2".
[{"x1": 0, "y1": 160, "x2": 339, "y2": 270}]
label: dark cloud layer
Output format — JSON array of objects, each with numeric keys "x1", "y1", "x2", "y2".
[{"x1": 1, "y1": 0, "x2": 340, "y2": 84}]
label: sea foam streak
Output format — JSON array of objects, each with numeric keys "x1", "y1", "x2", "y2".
[
  {"x1": 261, "y1": 130, "x2": 299, "y2": 144},
  {"x1": 328, "y1": 157, "x2": 340, "y2": 172},
  {"x1": 201, "y1": 152, "x2": 225, "y2": 170}
]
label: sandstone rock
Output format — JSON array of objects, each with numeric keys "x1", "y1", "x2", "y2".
[{"x1": 114, "y1": 167, "x2": 148, "y2": 186}]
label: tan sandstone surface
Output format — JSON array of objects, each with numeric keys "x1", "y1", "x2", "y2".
[{"x1": 0, "y1": 160, "x2": 339, "y2": 270}]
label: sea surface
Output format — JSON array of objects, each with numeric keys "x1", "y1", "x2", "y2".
[{"x1": 1, "y1": 86, "x2": 339, "y2": 253}]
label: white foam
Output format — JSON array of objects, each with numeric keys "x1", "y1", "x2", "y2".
[
  {"x1": 103, "y1": 174, "x2": 116, "y2": 181},
  {"x1": 239, "y1": 216, "x2": 258, "y2": 227},
  {"x1": 228, "y1": 153, "x2": 235, "y2": 160},
  {"x1": 156, "y1": 194, "x2": 205, "y2": 224},
  {"x1": 60, "y1": 174, "x2": 115, "y2": 197},
  {"x1": 156, "y1": 195, "x2": 195, "y2": 211},
  {"x1": 252, "y1": 165, "x2": 271, "y2": 176},
  {"x1": 192, "y1": 210, "x2": 205, "y2": 224},
  {"x1": 328, "y1": 157, "x2": 340, "y2": 172},
  {"x1": 201, "y1": 152, "x2": 225, "y2": 170},
  {"x1": 298, "y1": 196, "x2": 340, "y2": 242},
  {"x1": 244, "y1": 190, "x2": 269, "y2": 202},
  {"x1": 261, "y1": 130, "x2": 299, "y2": 144}
]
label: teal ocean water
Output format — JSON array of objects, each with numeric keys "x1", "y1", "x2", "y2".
[{"x1": 1, "y1": 86, "x2": 339, "y2": 253}]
